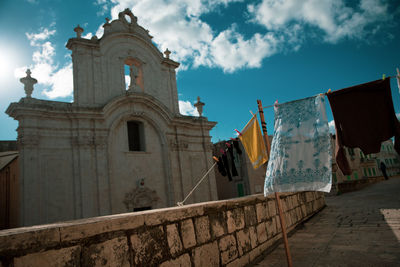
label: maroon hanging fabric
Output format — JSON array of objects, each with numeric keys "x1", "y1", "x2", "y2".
[{"x1": 327, "y1": 78, "x2": 400, "y2": 175}]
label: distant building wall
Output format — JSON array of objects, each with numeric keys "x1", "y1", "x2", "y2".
[
  {"x1": 0, "y1": 191, "x2": 325, "y2": 267},
  {"x1": 0, "y1": 153, "x2": 19, "y2": 229},
  {"x1": 213, "y1": 137, "x2": 271, "y2": 200},
  {"x1": 331, "y1": 135, "x2": 400, "y2": 194}
]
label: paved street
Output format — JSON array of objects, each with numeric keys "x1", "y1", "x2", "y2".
[{"x1": 253, "y1": 177, "x2": 400, "y2": 267}]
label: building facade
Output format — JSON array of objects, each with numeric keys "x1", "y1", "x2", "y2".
[
  {"x1": 331, "y1": 135, "x2": 400, "y2": 193},
  {"x1": 6, "y1": 9, "x2": 218, "y2": 227}
]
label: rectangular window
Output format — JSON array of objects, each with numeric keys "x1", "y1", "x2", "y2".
[
  {"x1": 368, "y1": 168, "x2": 372, "y2": 176},
  {"x1": 372, "y1": 168, "x2": 376, "y2": 176},
  {"x1": 353, "y1": 172, "x2": 358, "y2": 179},
  {"x1": 364, "y1": 168, "x2": 367, "y2": 177},
  {"x1": 127, "y1": 121, "x2": 144, "y2": 151},
  {"x1": 347, "y1": 175, "x2": 351, "y2": 180}
]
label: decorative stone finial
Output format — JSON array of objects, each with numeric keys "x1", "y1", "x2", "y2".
[
  {"x1": 164, "y1": 48, "x2": 171, "y2": 59},
  {"x1": 194, "y1": 96, "x2": 205, "y2": 117},
  {"x1": 20, "y1": 69, "x2": 37, "y2": 98},
  {"x1": 74, "y1": 25, "x2": 84, "y2": 38},
  {"x1": 105, "y1": 17, "x2": 110, "y2": 23}
]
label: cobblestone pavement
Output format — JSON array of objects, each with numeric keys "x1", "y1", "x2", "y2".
[{"x1": 252, "y1": 177, "x2": 400, "y2": 267}]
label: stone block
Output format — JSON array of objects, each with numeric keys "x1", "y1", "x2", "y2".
[
  {"x1": 209, "y1": 212, "x2": 226, "y2": 238},
  {"x1": 130, "y1": 226, "x2": 168, "y2": 266},
  {"x1": 266, "y1": 217, "x2": 277, "y2": 238},
  {"x1": 256, "y1": 222, "x2": 267, "y2": 243},
  {"x1": 255, "y1": 203, "x2": 266, "y2": 223},
  {"x1": 301, "y1": 204, "x2": 307, "y2": 216},
  {"x1": 248, "y1": 226, "x2": 258, "y2": 249},
  {"x1": 227, "y1": 208, "x2": 245, "y2": 233},
  {"x1": 249, "y1": 245, "x2": 264, "y2": 262},
  {"x1": 14, "y1": 246, "x2": 80, "y2": 267},
  {"x1": 236, "y1": 229, "x2": 251, "y2": 256},
  {"x1": 0, "y1": 226, "x2": 60, "y2": 255},
  {"x1": 275, "y1": 216, "x2": 282, "y2": 233},
  {"x1": 218, "y1": 234, "x2": 238, "y2": 265},
  {"x1": 160, "y1": 253, "x2": 191, "y2": 267},
  {"x1": 244, "y1": 205, "x2": 257, "y2": 227},
  {"x1": 180, "y1": 219, "x2": 196, "y2": 248},
  {"x1": 226, "y1": 252, "x2": 250, "y2": 267},
  {"x1": 192, "y1": 241, "x2": 219, "y2": 267},
  {"x1": 82, "y1": 236, "x2": 129, "y2": 267},
  {"x1": 194, "y1": 216, "x2": 211, "y2": 244},
  {"x1": 60, "y1": 213, "x2": 145, "y2": 242},
  {"x1": 166, "y1": 223, "x2": 183, "y2": 256},
  {"x1": 267, "y1": 200, "x2": 276, "y2": 217}
]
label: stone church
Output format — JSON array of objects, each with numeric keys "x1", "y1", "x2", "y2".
[{"x1": 6, "y1": 9, "x2": 218, "y2": 227}]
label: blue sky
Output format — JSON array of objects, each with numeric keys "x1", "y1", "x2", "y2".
[{"x1": 0, "y1": 0, "x2": 399, "y2": 142}]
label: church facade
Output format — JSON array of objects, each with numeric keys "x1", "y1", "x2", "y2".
[{"x1": 6, "y1": 9, "x2": 218, "y2": 226}]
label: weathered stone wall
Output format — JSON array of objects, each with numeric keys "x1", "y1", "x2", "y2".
[{"x1": 0, "y1": 191, "x2": 325, "y2": 267}]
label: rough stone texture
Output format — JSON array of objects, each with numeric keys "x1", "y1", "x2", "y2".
[
  {"x1": 194, "y1": 216, "x2": 210, "y2": 244},
  {"x1": 236, "y1": 228, "x2": 251, "y2": 256},
  {"x1": 255, "y1": 203, "x2": 266, "y2": 223},
  {"x1": 218, "y1": 234, "x2": 238, "y2": 265},
  {"x1": 267, "y1": 200, "x2": 277, "y2": 217},
  {"x1": 160, "y1": 253, "x2": 191, "y2": 267},
  {"x1": 130, "y1": 226, "x2": 168, "y2": 266},
  {"x1": 209, "y1": 212, "x2": 226, "y2": 238},
  {"x1": 192, "y1": 241, "x2": 219, "y2": 267},
  {"x1": 180, "y1": 219, "x2": 196, "y2": 248},
  {"x1": 255, "y1": 178, "x2": 400, "y2": 266},
  {"x1": 166, "y1": 223, "x2": 183, "y2": 256},
  {"x1": 248, "y1": 226, "x2": 258, "y2": 249},
  {"x1": 226, "y1": 252, "x2": 250, "y2": 267},
  {"x1": 14, "y1": 246, "x2": 80, "y2": 267},
  {"x1": 82, "y1": 236, "x2": 129, "y2": 267},
  {"x1": 256, "y1": 222, "x2": 267, "y2": 244},
  {"x1": 60, "y1": 214, "x2": 145, "y2": 242},
  {"x1": 226, "y1": 208, "x2": 245, "y2": 233},
  {"x1": 244, "y1": 205, "x2": 257, "y2": 227},
  {"x1": 0, "y1": 226, "x2": 60, "y2": 255},
  {"x1": 266, "y1": 218, "x2": 276, "y2": 238},
  {"x1": 0, "y1": 191, "x2": 326, "y2": 267}
]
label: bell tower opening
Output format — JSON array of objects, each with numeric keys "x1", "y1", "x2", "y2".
[{"x1": 124, "y1": 58, "x2": 143, "y2": 92}]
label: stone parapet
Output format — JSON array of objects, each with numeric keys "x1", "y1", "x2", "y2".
[{"x1": 0, "y1": 191, "x2": 325, "y2": 266}]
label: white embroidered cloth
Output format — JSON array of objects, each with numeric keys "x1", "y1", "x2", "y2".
[{"x1": 264, "y1": 95, "x2": 332, "y2": 195}]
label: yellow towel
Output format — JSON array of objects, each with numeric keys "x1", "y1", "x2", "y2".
[{"x1": 239, "y1": 115, "x2": 268, "y2": 169}]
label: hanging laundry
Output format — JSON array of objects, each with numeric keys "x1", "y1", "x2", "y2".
[
  {"x1": 264, "y1": 95, "x2": 332, "y2": 195},
  {"x1": 217, "y1": 156, "x2": 227, "y2": 177},
  {"x1": 327, "y1": 78, "x2": 400, "y2": 175},
  {"x1": 232, "y1": 139, "x2": 242, "y2": 154},
  {"x1": 227, "y1": 143, "x2": 239, "y2": 176},
  {"x1": 221, "y1": 153, "x2": 233, "y2": 181},
  {"x1": 239, "y1": 115, "x2": 268, "y2": 169}
]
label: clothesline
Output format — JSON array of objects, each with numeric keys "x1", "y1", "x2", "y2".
[{"x1": 259, "y1": 75, "x2": 398, "y2": 111}]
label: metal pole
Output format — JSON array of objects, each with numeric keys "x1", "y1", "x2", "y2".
[{"x1": 257, "y1": 99, "x2": 293, "y2": 267}]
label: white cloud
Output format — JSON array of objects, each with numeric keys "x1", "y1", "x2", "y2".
[
  {"x1": 101, "y1": 0, "x2": 274, "y2": 72},
  {"x1": 248, "y1": 0, "x2": 391, "y2": 43},
  {"x1": 15, "y1": 27, "x2": 73, "y2": 99},
  {"x1": 179, "y1": 100, "x2": 199, "y2": 116},
  {"x1": 328, "y1": 120, "x2": 336, "y2": 134}
]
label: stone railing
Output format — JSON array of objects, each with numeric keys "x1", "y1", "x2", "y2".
[{"x1": 0, "y1": 192, "x2": 325, "y2": 266}]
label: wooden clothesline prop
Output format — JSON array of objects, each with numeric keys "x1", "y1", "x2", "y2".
[{"x1": 257, "y1": 99, "x2": 293, "y2": 267}]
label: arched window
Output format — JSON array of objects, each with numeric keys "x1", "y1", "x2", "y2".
[{"x1": 127, "y1": 120, "x2": 145, "y2": 151}]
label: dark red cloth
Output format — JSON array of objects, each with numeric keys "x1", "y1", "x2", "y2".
[{"x1": 327, "y1": 78, "x2": 400, "y2": 175}]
